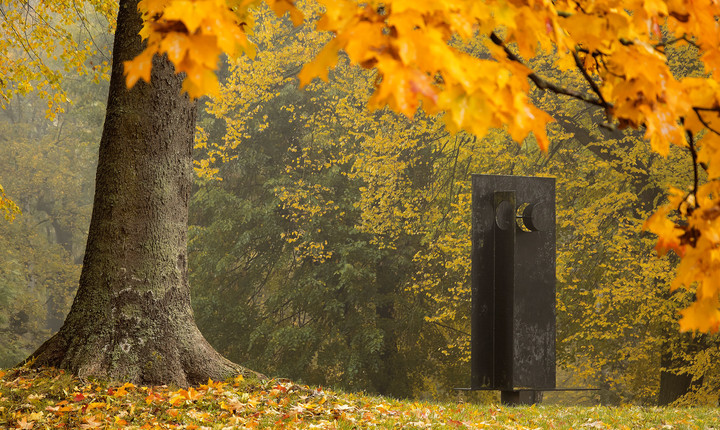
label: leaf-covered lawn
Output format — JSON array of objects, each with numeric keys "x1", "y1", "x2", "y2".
[{"x1": 1, "y1": 367, "x2": 719, "y2": 429}]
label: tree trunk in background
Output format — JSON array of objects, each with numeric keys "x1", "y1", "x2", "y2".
[
  {"x1": 555, "y1": 111, "x2": 707, "y2": 405},
  {"x1": 657, "y1": 329, "x2": 705, "y2": 406},
  {"x1": 24, "y1": 0, "x2": 253, "y2": 386},
  {"x1": 657, "y1": 350, "x2": 700, "y2": 406}
]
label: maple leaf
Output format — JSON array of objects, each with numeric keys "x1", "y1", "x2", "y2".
[
  {"x1": 123, "y1": 50, "x2": 154, "y2": 88},
  {"x1": 265, "y1": 0, "x2": 304, "y2": 26},
  {"x1": 169, "y1": 393, "x2": 185, "y2": 406},
  {"x1": 160, "y1": 32, "x2": 190, "y2": 64},
  {"x1": 298, "y1": 38, "x2": 341, "y2": 87},
  {"x1": 87, "y1": 402, "x2": 106, "y2": 410},
  {"x1": 644, "y1": 208, "x2": 686, "y2": 257},
  {"x1": 678, "y1": 298, "x2": 720, "y2": 332},
  {"x1": 163, "y1": 0, "x2": 203, "y2": 33},
  {"x1": 79, "y1": 414, "x2": 103, "y2": 429},
  {"x1": 15, "y1": 417, "x2": 34, "y2": 429}
]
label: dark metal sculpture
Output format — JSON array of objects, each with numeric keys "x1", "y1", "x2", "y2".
[{"x1": 461, "y1": 174, "x2": 557, "y2": 404}]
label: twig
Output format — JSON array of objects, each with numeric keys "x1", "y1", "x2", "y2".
[
  {"x1": 430, "y1": 321, "x2": 470, "y2": 337},
  {"x1": 654, "y1": 34, "x2": 700, "y2": 50},
  {"x1": 572, "y1": 49, "x2": 608, "y2": 107},
  {"x1": 684, "y1": 129, "x2": 700, "y2": 212},
  {"x1": 489, "y1": 32, "x2": 608, "y2": 108},
  {"x1": 692, "y1": 107, "x2": 720, "y2": 137}
]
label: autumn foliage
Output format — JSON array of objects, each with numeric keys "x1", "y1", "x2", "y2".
[
  {"x1": 123, "y1": 0, "x2": 720, "y2": 333},
  {"x1": 5, "y1": 366, "x2": 720, "y2": 428}
]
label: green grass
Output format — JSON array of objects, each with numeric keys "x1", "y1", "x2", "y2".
[{"x1": 1, "y1": 366, "x2": 719, "y2": 429}]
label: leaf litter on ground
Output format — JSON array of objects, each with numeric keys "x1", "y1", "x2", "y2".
[{"x1": 1, "y1": 367, "x2": 720, "y2": 429}]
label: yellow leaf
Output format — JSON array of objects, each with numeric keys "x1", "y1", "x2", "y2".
[
  {"x1": 138, "y1": 0, "x2": 170, "y2": 15},
  {"x1": 163, "y1": 0, "x2": 203, "y2": 33},
  {"x1": 181, "y1": 66, "x2": 220, "y2": 98},
  {"x1": 123, "y1": 50, "x2": 154, "y2": 88},
  {"x1": 678, "y1": 298, "x2": 720, "y2": 332},
  {"x1": 298, "y1": 38, "x2": 341, "y2": 87},
  {"x1": 186, "y1": 34, "x2": 221, "y2": 69},
  {"x1": 87, "y1": 402, "x2": 106, "y2": 410},
  {"x1": 643, "y1": 207, "x2": 685, "y2": 257},
  {"x1": 169, "y1": 393, "x2": 184, "y2": 406},
  {"x1": 266, "y1": 0, "x2": 304, "y2": 26},
  {"x1": 160, "y1": 32, "x2": 190, "y2": 65}
]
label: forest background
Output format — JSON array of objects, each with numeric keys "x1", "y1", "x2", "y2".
[{"x1": 1, "y1": 1, "x2": 719, "y2": 407}]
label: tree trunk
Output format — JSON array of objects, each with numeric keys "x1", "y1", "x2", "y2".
[
  {"x1": 24, "y1": 0, "x2": 255, "y2": 386},
  {"x1": 657, "y1": 330, "x2": 705, "y2": 406},
  {"x1": 657, "y1": 352, "x2": 699, "y2": 406}
]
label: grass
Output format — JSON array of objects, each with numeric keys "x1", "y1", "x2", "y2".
[{"x1": 1, "y1": 366, "x2": 719, "y2": 429}]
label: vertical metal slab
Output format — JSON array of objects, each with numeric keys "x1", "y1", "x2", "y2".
[{"x1": 471, "y1": 174, "x2": 556, "y2": 390}]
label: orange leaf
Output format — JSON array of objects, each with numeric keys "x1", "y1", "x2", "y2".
[
  {"x1": 163, "y1": 0, "x2": 203, "y2": 33},
  {"x1": 298, "y1": 38, "x2": 341, "y2": 87},
  {"x1": 678, "y1": 298, "x2": 720, "y2": 332},
  {"x1": 123, "y1": 50, "x2": 154, "y2": 88},
  {"x1": 169, "y1": 393, "x2": 184, "y2": 406},
  {"x1": 265, "y1": 0, "x2": 304, "y2": 26},
  {"x1": 643, "y1": 208, "x2": 685, "y2": 257},
  {"x1": 160, "y1": 32, "x2": 190, "y2": 65},
  {"x1": 186, "y1": 34, "x2": 221, "y2": 69},
  {"x1": 16, "y1": 417, "x2": 34, "y2": 430}
]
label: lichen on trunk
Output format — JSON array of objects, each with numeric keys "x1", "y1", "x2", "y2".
[{"x1": 24, "y1": 0, "x2": 258, "y2": 387}]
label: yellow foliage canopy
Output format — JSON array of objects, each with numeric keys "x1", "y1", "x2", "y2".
[
  {"x1": 126, "y1": 0, "x2": 720, "y2": 332},
  {"x1": 0, "y1": 0, "x2": 115, "y2": 117},
  {"x1": 0, "y1": 185, "x2": 21, "y2": 221}
]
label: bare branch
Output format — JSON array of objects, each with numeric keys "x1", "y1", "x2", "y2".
[
  {"x1": 693, "y1": 107, "x2": 720, "y2": 137},
  {"x1": 686, "y1": 129, "x2": 700, "y2": 212},
  {"x1": 572, "y1": 49, "x2": 608, "y2": 107}
]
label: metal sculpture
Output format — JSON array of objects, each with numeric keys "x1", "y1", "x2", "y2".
[{"x1": 464, "y1": 174, "x2": 556, "y2": 405}]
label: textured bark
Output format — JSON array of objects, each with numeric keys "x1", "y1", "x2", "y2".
[{"x1": 24, "y1": 0, "x2": 258, "y2": 386}]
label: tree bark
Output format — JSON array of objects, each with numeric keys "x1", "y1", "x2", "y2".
[{"x1": 24, "y1": 0, "x2": 255, "y2": 386}]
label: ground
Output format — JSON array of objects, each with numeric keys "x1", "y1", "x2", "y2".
[{"x1": 1, "y1": 366, "x2": 719, "y2": 429}]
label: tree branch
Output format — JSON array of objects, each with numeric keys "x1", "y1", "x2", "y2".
[
  {"x1": 654, "y1": 34, "x2": 700, "y2": 50},
  {"x1": 489, "y1": 32, "x2": 608, "y2": 108},
  {"x1": 572, "y1": 49, "x2": 609, "y2": 107},
  {"x1": 686, "y1": 129, "x2": 700, "y2": 211},
  {"x1": 692, "y1": 107, "x2": 720, "y2": 137}
]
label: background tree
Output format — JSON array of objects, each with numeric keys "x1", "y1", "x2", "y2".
[
  {"x1": 131, "y1": 0, "x2": 720, "y2": 334},
  {"x1": 22, "y1": 0, "x2": 257, "y2": 386},
  {"x1": 0, "y1": 10, "x2": 110, "y2": 367},
  {"x1": 3, "y1": 0, "x2": 720, "y2": 398},
  {"x1": 189, "y1": 5, "x2": 443, "y2": 397},
  {"x1": 189, "y1": 6, "x2": 720, "y2": 403}
]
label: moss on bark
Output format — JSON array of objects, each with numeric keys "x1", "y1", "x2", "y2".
[{"x1": 24, "y1": 0, "x2": 260, "y2": 387}]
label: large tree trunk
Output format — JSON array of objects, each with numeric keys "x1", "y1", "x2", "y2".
[{"x1": 24, "y1": 0, "x2": 253, "y2": 386}]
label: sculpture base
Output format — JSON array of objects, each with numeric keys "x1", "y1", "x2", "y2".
[{"x1": 454, "y1": 387, "x2": 599, "y2": 406}]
